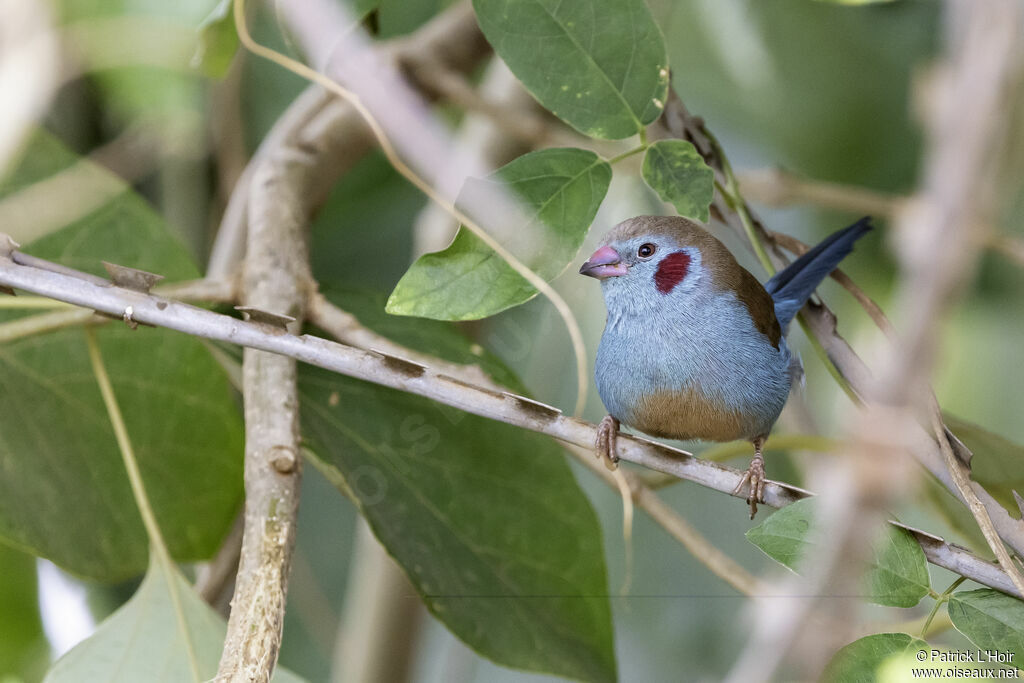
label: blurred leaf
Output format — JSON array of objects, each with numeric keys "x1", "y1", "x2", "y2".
[
  {"x1": 813, "y1": 0, "x2": 898, "y2": 4},
  {"x1": 310, "y1": 152, "x2": 423, "y2": 293},
  {"x1": 948, "y1": 589, "x2": 1024, "y2": 663},
  {"x1": 924, "y1": 477, "x2": 990, "y2": 557},
  {"x1": 44, "y1": 555, "x2": 305, "y2": 682},
  {"x1": 823, "y1": 633, "x2": 928, "y2": 683},
  {"x1": 0, "y1": 546, "x2": 48, "y2": 681},
  {"x1": 747, "y1": 499, "x2": 930, "y2": 606},
  {"x1": 641, "y1": 139, "x2": 715, "y2": 222},
  {"x1": 193, "y1": 0, "x2": 238, "y2": 78},
  {"x1": 378, "y1": 0, "x2": 448, "y2": 37},
  {"x1": 659, "y1": 1, "x2": 939, "y2": 191},
  {"x1": 303, "y1": 289, "x2": 616, "y2": 683},
  {"x1": 356, "y1": 0, "x2": 383, "y2": 15},
  {"x1": 386, "y1": 148, "x2": 610, "y2": 320},
  {"x1": 55, "y1": 3, "x2": 206, "y2": 120},
  {"x1": 472, "y1": 0, "x2": 668, "y2": 139},
  {"x1": 0, "y1": 132, "x2": 243, "y2": 580},
  {"x1": 945, "y1": 414, "x2": 1024, "y2": 518}
]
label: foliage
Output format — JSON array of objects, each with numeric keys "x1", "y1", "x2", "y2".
[
  {"x1": 745, "y1": 499, "x2": 931, "y2": 608},
  {"x1": 305, "y1": 291, "x2": 615, "y2": 681},
  {"x1": 948, "y1": 589, "x2": 1024, "y2": 662},
  {"x1": 472, "y1": 0, "x2": 668, "y2": 139},
  {"x1": 387, "y1": 148, "x2": 612, "y2": 319},
  {"x1": 44, "y1": 555, "x2": 304, "y2": 682},
  {"x1": 823, "y1": 633, "x2": 928, "y2": 683},
  {"x1": 0, "y1": 133, "x2": 244, "y2": 580}
]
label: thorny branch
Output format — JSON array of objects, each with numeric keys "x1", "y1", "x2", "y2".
[{"x1": 0, "y1": 244, "x2": 1020, "y2": 602}]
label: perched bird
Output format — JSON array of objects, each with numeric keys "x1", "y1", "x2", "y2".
[{"x1": 579, "y1": 215, "x2": 872, "y2": 517}]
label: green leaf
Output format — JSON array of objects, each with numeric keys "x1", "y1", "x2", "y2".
[
  {"x1": 745, "y1": 498, "x2": 815, "y2": 570},
  {"x1": 823, "y1": 633, "x2": 928, "y2": 683},
  {"x1": 948, "y1": 589, "x2": 1024, "y2": 664},
  {"x1": 746, "y1": 499, "x2": 930, "y2": 606},
  {"x1": 44, "y1": 555, "x2": 305, "y2": 682},
  {"x1": 303, "y1": 289, "x2": 616, "y2": 683},
  {"x1": 0, "y1": 132, "x2": 244, "y2": 580},
  {"x1": 194, "y1": 0, "x2": 239, "y2": 78},
  {"x1": 641, "y1": 139, "x2": 715, "y2": 222},
  {"x1": 0, "y1": 545, "x2": 48, "y2": 681},
  {"x1": 386, "y1": 148, "x2": 610, "y2": 320},
  {"x1": 868, "y1": 525, "x2": 931, "y2": 608},
  {"x1": 472, "y1": 0, "x2": 669, "y2": 139}
]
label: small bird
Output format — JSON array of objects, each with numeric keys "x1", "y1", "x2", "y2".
[{"x1": 579, "y1": 215, "x2": 871, "y2": 517}]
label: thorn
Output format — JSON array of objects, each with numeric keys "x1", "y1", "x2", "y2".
[
  {"x1": 0, "y1": 234, "x2": 19, "y2": 259},
  {"x1": 502, "y1": 393, "x2": 562, "y2": 421},
  {"x1": 945, "y1": 426, "x2": 973, "y2": 468},
  {"x1": 102, "y1": 262, "x2": 164, "y2": 293},
  {"x1": 366, "y1": 349, "x2": 427, "y2": 378},
  {"x1": 234, "y1": 306, "x2": 295, "y2": 330},
  {"x1": 1014, "y1": 490, "x2": 1024, "y2": 519},
  {"x1": 0, "y1": 286, "x2": 14, "y2": 296}
]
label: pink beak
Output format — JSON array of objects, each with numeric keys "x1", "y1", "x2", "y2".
[{"x1": 579, "y1": 245, "x2": 627, "y2": 279}]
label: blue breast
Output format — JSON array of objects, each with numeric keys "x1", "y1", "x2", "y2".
[{"x1": 595, "y1": 289, "x2": 793, "y2": 442}]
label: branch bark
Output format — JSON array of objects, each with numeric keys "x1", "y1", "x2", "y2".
[{"x1": 214, "y1": 149, "x2": 311, "y2": 680}]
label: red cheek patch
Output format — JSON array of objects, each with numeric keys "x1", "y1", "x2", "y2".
[{"x1": 654, "y1": 251, "x2": 692, "y2": 294}]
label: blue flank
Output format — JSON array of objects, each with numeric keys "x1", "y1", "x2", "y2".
[{"x1": 765, "y1": 217, "x2": 873, "y2": 330}]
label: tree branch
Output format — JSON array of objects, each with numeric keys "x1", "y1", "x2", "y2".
[
  {"x1": 1, "y1": 244, "x2": 1019, "y2": 601},
  {"x1": 214, "y1": 148, "x2": 311, "y2": 680}
]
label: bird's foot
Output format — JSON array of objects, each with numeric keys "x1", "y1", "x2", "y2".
[
  {"x1": 595, "y1": 415, "x2": 620, "y2": 471},
  {"x1": 732, "y1": 451, "x2": 766, "y2": 519}
]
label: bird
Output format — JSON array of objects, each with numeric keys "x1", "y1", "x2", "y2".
[{"x1": 579, "y1": 215, "x2": 872, "y2": 517}]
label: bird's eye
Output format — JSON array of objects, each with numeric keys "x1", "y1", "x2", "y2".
[{"x1": 637, "y1": 243, "x2": 656, "y2": 258}]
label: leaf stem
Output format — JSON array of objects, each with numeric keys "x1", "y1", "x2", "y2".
[
  {"x1": 706, "y1": 130, "x2": 774, "y2": 275},
  {"x1": 606, "y1": 144, "x2": 647, "y2": 166},
  {"x1": 920, "y1": 576, "x2": 967, "y2": 639},
  {"x1": 84, "y1": 327, "x2": 202, "y2": 683}
]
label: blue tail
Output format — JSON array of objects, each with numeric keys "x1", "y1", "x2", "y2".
[{"x1": 765, "y1": 217, "x2": 873, "y2": 329}]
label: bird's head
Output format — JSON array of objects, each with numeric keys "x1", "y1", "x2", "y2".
[
  {"x1": 579, "y1": 215, "x2": 726, "y2": 314},
  {"x1": 579, "y1": 215, "x2": 780, "y2": 342}
]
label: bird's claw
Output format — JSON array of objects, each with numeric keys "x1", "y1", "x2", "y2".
[
  {"x1": 732, "y1": 452, "x2": 766, "y2": 519},
  {"x1": 596, "y1": 415, "x2": 620, "y2": 471}
]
